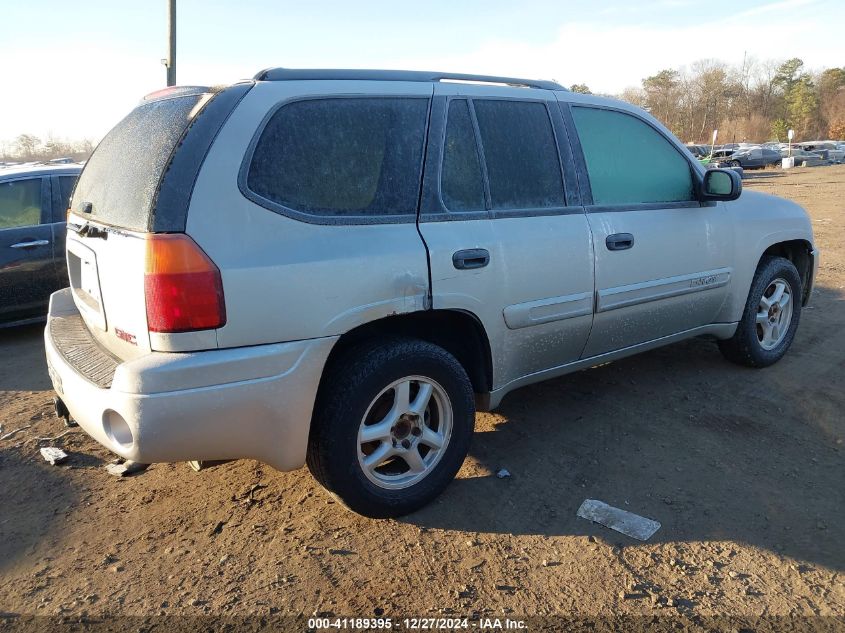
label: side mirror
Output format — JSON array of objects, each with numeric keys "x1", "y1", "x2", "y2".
[{"x1": 701, "y1": 168, "x2": 742, "y2": 201}]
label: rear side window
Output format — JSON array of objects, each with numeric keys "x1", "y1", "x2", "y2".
[
  {"x1": 441, "y1": 100, "x2": 485, "y2": 212},
  {"x1": 72, "y1": 94, "x2": 205, "y2": 231},
  {"x1": 473, "y1": 100, "x2": 565, "y2": 210},
  {"x1": 247, "y1": 98, "x2": 429, "y2": 217},
  {"x1": 571, "y1": 107, "x2": 694, "y2": 205},
  {"x1": 58, "y1": 176, "x2": 77, "y2": 213},
  {"x1": 0, "y1": 179, "x2": 43, "y2": 228}
]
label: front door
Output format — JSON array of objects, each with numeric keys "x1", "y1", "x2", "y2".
[
  {"x1": 418, "y1": 83, "x2": 595, "y2": 392},
  {"x1": 563, "y1": 103, "x2": 734, "y2": 358},
  {"x1": 0, "y1": 176, "x2": 57, "y2": 322}
]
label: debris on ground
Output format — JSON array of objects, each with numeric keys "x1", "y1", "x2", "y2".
[
  {"x1": 1, "y1": 425, "x2": 32, "y2": 441},
  {"x1": 39, "y1": 447, "x2": 68, "y2": 465},
  {"x1": 104, "y1": 460, "x2": 150, "y2": 477},
  {"x1": 496, "y1": 468, "x2": 511, "y2": 479},
  {"x1": 29, "y1": 429, "x2": 74, "y2": 445},
  {"x1": 576, "y1": 499, "x2": 661, "y2": 541}
]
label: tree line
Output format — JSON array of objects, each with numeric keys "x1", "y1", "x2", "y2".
[
  {"x1": 576, "y1": 57, "x2": 845, "y2": 144},
  {"x1": 4, "y1": 57, "x2": 843, "y2": 163},
  {"x1": 0, "y1": 134, "x2": 94, "y2": 164}
]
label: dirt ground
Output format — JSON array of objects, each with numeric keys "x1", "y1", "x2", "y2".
[{"x1": 1, "y1": 166, "x2": 843, "y2": 629}]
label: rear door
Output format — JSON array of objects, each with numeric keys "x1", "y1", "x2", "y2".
[
  {"x1": 563, "y1": 102, "x2": 734, "y2": 358},
  {"x1": 0, "y1": 175, "x2": 56, "y2": 321},
  {"x1": 50, "y1": 172, "x2": 78, "y2": 287},
  {"x1": 418, "y1": 83, "x2": 594, "y2": 391}
]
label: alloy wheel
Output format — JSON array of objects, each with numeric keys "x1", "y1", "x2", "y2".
[
  {"x1": 755, "y1": 278, "x2": 793, "y2": 350},
  {"x1": 356, "y1": 376, "x2": 453, "y2": 490}
]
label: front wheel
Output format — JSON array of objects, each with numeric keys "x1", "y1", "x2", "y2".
[
  {"x1": 718, "y1": 256, "x2": 802, "y2": 367},
  {"x1": 307, "y1": 338, "x2": 475, "y2": 518}
]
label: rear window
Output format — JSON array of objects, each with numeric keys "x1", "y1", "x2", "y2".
[
  {"x1": 246, "y1": 97, "x2": 428, "y2": 218},
  {"x1": 58, "y1": 176, "x2": 77, "y2": 212},
  {"x1": 473, "y1": 100, "x2": 565, "y2": 210},
  {"x1": 71, "y1": 94, "x2": 205, "y2": 231},
  {"x1": 441, "y1": 99, "x2": 485, "y2": 212}
]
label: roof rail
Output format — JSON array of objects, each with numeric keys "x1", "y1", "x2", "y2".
[{"x1": 253, "y1": 68, "x2": 565, "y2": 91}]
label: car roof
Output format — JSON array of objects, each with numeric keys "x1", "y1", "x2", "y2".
[
  {"x1": 0, "y1": 163, "x2": 83, "y2": 178},
  {"x1": 251, "y1": 67, "x2": 675, "y2": 140},
  {"x1": 254, "y1": 67, "x2": 566, "y2": 91}
]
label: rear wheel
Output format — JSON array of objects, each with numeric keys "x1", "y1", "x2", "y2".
[
  {"x1": 307, "y1": 338, "x2": 475, "y2": 518},
  {"x1": 718, "y1": 256, "x2": 802, "y2": 367}
]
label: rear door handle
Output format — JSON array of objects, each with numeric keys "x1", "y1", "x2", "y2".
[
  {"x1": 605, "y1": 233, "x2": 634, "y2": 251},
  {"x1": 452, "y1": 248, "x2": 490, "y2": 270},
  {"x1": 10, "y1": 240, "x2": 50, "y2": 249}
]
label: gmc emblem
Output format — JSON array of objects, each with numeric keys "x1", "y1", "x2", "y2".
[{"x1": 115, "y1": 328, "x2": 137, "y2": 346}]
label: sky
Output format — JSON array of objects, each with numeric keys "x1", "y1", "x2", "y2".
[{"x1": 1, "y1": 0, "x2": 843, "y2": 143}]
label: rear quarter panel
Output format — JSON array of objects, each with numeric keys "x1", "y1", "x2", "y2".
[{"x1": 185, "y1": 81, "x2": 432, "y2": 348}]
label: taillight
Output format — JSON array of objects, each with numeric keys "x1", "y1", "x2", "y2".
[{"x1": 144, "y1": 234, "x2": 226, "y2": 333}]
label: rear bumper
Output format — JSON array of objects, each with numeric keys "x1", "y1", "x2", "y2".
[{"x1": 44, "y1": 288, "x2": 337, "y2": 470}]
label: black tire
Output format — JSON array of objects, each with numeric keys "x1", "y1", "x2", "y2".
[
  {"x1": 307, "y1": 337, "x2": 475, "y2": 518},
  {"x1": 718, "y1": 256, "x2": 802, "y2": 368}
]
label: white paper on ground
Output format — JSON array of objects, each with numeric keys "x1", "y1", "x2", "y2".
[
  {"x1": 576, "y1": 499, "x2": 661, "y2": 541},
  {"x1": 40, "y1": 447, "x2": 68, "y2": 465}
]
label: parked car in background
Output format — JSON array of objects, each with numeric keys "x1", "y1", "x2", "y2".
[
  {"x1": 0, "y1": 164, "x2": 80, "y2": 326},
  {"x1": 685, "y1": 144, "x2": 710, "y2": 159},
  {"x1": 780, "y1": 148, "x2": 829, "y2": 166},
  {"x1": 796, "y1": 142, "x2": 844, "y2": 163},
  {"x1": 717, "y1": 147, "x2": 782, "y2": 169},
  {"x1": 708, "y1": 148, "x2": 735, "y2": 160}
]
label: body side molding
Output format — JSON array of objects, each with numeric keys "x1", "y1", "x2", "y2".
[{"x1": 597, "y1": 268, "x2": 732, "y2": 313}]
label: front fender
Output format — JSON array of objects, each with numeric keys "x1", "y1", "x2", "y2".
[{"x1": 717, "y1": 190, "x2": 815, "y2": 323}]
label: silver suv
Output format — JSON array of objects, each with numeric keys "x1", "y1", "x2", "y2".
[{"x1": 45, "y1": 69, "x2": 818, "y2": 517}]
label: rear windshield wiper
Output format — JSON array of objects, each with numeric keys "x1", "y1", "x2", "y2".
[{"x1": 67, "y1": 221, "x2": 108, "y2": 240}]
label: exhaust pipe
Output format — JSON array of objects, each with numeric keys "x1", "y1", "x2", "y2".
[{"x1": 53, "y1": 396, "x2": 76, "y2": 427}]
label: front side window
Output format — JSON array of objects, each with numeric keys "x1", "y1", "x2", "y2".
[
  {"x1": 473, "y1": 100, "x2": 565, "y2": 210},
  {"x1": 441, "y1": 99, "x2": 485, "y2": 212},
  {"x1": 247, "y1": 97, "x2": 429, "y2": 217},
  {"x1": 571, "y1": 107, "x2": 694, "y2": 205},
  {"x1": 0, "y1": 178, "x2": 43, "y2": 229}
]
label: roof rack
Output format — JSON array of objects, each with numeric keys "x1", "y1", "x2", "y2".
[{"x1": 253, "y1": 68, "x2": 565, "y2": 91}]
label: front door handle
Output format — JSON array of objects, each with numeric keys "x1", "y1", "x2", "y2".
[
  {"x1": 10, "y1": 239, "x2": 50, "y2": 249},
  {"x1": 452, "y1": 248, "x2": 490, "y2": 270},
  {"x1": 605, "y1": 233, "x2": 634, "y2": 251}
]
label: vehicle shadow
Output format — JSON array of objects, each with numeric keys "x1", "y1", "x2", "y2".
[
  {"x1": 0, "y1": 323, "x2": 51, "y2": 393},
  {"x1": 0, "y1": 450, "x2": 82, "y2": 574},
  {"x1": 406, "y1": 285, "x2": 845, "y2": 572}
]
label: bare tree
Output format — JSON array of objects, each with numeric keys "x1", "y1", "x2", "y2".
[{"x1": 617, "y1": 56, "x2": 844, "y2": 143}]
